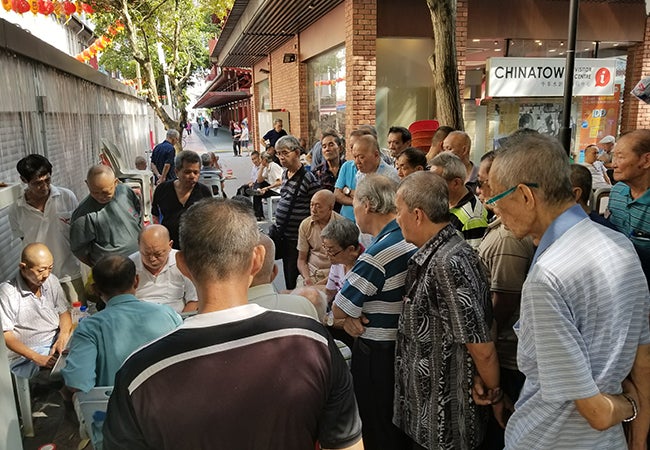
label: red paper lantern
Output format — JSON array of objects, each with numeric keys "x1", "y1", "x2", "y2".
[
  {"x1": 17, "y1": 0, "x2": 31, "y2": 13},
  {"x1": 62, "y1": 0, "x2": 75, "y2": 15},
  {"x1": 80, "y1": 2, "x2": 92, "y2": 13},
  {"x1": 38, "y1": 0, "x2": 54, "y2": 14}
]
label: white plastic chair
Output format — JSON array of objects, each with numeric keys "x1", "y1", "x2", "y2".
[
  {"x1": 198, "y1": 172, "x2": 223, "y2": 198},
  {"x1": 12, "y1": 374, "x2": 34, "y2": 437},
  {"x1": 591, "y1": 187, "x2": 611, "y2": 215}
]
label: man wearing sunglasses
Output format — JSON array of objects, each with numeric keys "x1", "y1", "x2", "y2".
[{"x1": 485, "y1": 133, "x2": 650, "y2": 450}]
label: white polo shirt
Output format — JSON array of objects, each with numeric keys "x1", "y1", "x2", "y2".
[
  {"x1": 9, "y1": 185, "x2": 81, "y2": 282},
  {"x1": 130, "y1": 249, "x2": 197, "y2": 313},
  {"x1": 0, "y1": 273, "x2": 69, "y2": 363}
]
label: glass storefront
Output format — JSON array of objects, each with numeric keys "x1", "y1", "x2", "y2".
[{"x1": 306, "y1": 46, "x2": 346, "y2": 149}]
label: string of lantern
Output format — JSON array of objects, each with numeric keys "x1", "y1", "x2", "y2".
[
  {"x1": 313, "y1": 77, "x2": 345, "y2": 87},
  {"x1": 75, "y1": 21, "x2": 124, "y2": 63},
  {"x1": 1, "y1": 0, "x2": 93, "y2": 15}
]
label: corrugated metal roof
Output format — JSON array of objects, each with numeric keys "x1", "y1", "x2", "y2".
[{"x1": 213, "y1": 0, "x2": 344, "y2": 68}]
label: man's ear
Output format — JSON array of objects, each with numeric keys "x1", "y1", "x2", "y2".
[
  {"x1": 175, "y1": 251, "x2": 194, "y2": 281},
  {"x1": 520, "y1": 184, "x2": 538, "y2": 210},
  {"x1": 251, "y1": 244, "x2": 265, "y2": 279},
  {"x1": 133, "y1": 274, "x2": 140, "y2": 291},
  {"x1": 572, "y1": 186, "x2": 583, "y2": 203}
]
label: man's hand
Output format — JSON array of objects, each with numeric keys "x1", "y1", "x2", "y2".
[
  {"x1": 33, "y1": 353, "x2": 57, "y2": 369},
  {"x1": 343, "y1": 315, "x2": 369, "y2": 337}
]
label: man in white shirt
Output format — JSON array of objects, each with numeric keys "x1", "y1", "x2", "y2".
[
  {"x1": 129, "y1": 225, "x2": 198, "y2": 313},
  {"x1": 9, "y1": 154, "x2": 84, "y2": 304}
]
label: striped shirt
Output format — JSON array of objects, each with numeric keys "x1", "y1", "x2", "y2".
[
  {"x1": 274, "y1": 165, "x2": 321, "y2": 240},
  {"x1": 608, "y1": 182, "x2": 650, "y2": 280},
  {"x1": 505, "y1": 205, "x2": 650, "y2": 450},
  {"x1": 449, "y1": 190, "x2": 488, "y2": 249},
  {"x1": 103, "y1": 304, "x2": 362, "y2": 450},
  {"x1": 334, "y1": 220, "x2": 417, "y2": 342}
]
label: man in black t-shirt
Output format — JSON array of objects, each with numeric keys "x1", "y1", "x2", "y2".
[
  {"x1": 103, "y1": 198, "x2": 362, "y2": 450},
  {"x1": 261, "y1": 118, "x2": 288, "y2": 148}
]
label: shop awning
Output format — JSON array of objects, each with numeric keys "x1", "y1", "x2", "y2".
[{"x1": 193, "y1": 90, "x2": 251, "y2": 109}]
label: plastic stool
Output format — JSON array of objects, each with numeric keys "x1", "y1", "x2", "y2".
[{"x1": 13, "y1": 375, "x2": 34, "y2": 437}]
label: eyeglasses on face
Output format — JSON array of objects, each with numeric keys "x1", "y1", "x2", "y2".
[
  {"x1": 486, "y1": 183, "x2": 538, "y2": 207},
  {"x1": 322, "y1": 245, "x2": 343, "y2": 257}
]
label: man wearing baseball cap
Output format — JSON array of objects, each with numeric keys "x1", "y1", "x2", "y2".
[{"x1": 598, "y1": 135, "x2": 616, "y2": 167}]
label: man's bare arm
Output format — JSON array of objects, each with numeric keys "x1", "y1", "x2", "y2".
[
  {"x1": 626, "y1": 343, "x2": 650, "y2": 450},
  {"x1": 334, "y1": 188, "x2": 353, "y2": 206},
  {"x1": 297, "y1": 251, "x2": 312, "y2": 285},
  {"x1": 159, "y1": 163, "x2": 171, "y2": 184},
  {"x1": 3, "y1": 331, "x2": 56, "y2": 368}
]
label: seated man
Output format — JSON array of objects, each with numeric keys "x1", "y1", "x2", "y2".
[
  {"x1": 130, "y1": 225, "x2": 198, "y2": 313},
  {"x1": 297, "y1": 189, "x2": 343, "y2": 286},
  {"x1": 199, "y1": 152, "x2": 226, "y2": 198},
  {"x1": 1, "y1": 243, "x2": 71, "y2": 378},
  {"x1": 61, "y1": 255, "x2": 181, "y2": 392},
  {"x1": 249, "y1": 234, "x2": 320, "y2": 320}
]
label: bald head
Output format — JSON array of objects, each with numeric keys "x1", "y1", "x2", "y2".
[
  {"x1": 86, "y1": 165, "x2": 118, "y2": 204},
  {"x1": 139, "y1": 225, "x2": 173, "y2": 274},
  {"x1": 251, "y1": 234, "x2": 276, "y2": 286},
  {"x1": 443, "y1": 131, "x2": 472, "y2": 162},
  {"x1": 20, "y1": 243, "x2": 54, "y2": 292}
]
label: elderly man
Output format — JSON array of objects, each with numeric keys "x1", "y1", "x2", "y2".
[
  {"x1": 597, "y1": 134, "x2": 616, "y2": 168},
  {"x1": 387, "y1": 126, "x2": 412, "y2": 160},
  {"x1": 297, "y1": 189, "x2": 343, "y2": 286},
  {"x1": 249, "y1": 234, "x2": 319, "y2": 319},
  {"x1": 152, "y1": 150, "x2": 212, "y2": 249},
  {"x1": 334, "y1": 129, "x2": 371, "y2": 222},
  {"x1": 1, "y1": 243, "x2": 71, "y2": 378},
  {"x1": 129, "y1": 225, "x2": 198, "y2": 313},
  {"x1": 151, "y1": 129, "x2": 179, "y2": 185},
  {"x1": 353, "y1": 134, "x2": 400, "y2": 185},
  {"x1": 443, "y1": 130, "x2": 478, "y2": 187},
  {"x1": 9, "y1": 154, "x2": 83, "y2": 304},
  {"x1": 261, "y1": 118, "x2": 288, "y2": 148},
  {"x1": 430, "y1": 152, "x2": 488, "y2": 249},
  {"x1": 486, "y1": 133, "x2": 650, "y2": 449},
  {"x1": 199, "y1": 152, "x2": 226, "y2": 198},
  {"x1": 608, "y1": 129, "x2": 650, "y2": 281},
  {"x1": 62, "y1": 255, "x2": 181, "y2": 392},
  {"x1": 333, "y1": 174, "x2": 417, "y2": 450},
  {"x1": 312, "y1": 130, "x2": 343, "y2": 195},
  {"x1": 273, "y1": 135, "x2": 321, "y2": 290},
  {"x1": 426, "y1": 125, "x2": 454, "y2": 163},
  {"x1": 104, "y1": 199, "x2": 362, "y2": 450},
  {"x1": 393, "y1": 171, "x2": 500, "y2": 450},
  {"x1": 70, "y1": 165, "x2": 142, "y2": 267}
]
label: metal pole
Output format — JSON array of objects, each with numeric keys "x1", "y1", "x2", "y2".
[{"x1": 559, "y1": 0, "x2": 579, "y2": 156}]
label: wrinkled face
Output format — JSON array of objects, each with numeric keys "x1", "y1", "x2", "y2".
[
  {"x1": 278, "y1": 148, "x2": 300, "y2": 169},
  {"x1": 321, "y1": 237, "x2": 345, "y2": 264},
  {"x1": 612, "y1": 136, "x2": 650, "y2": 184},
  {"x1": 140, "y1": 237, "x2": 172, "y2": 273},
  {"x1": 443, "y1": 134, "x2": 468, "y2": 159},
  {"x1": 353, "y1": 142, "x2": 380, "y2": 174},
  {"x1": 584, "y1": 145, "x2": 599, "y2": 164},
  {"x1": 87, "y1": 173, "x2": 118, "y2": 204},
  {"x1": 387, "y1": 132, "x2": 408, "y2": 158},
  {"x1": 346, "y1": 135, "x2": 358, "y2": 161},
  {"x1": 20, "y1": 253, "x2": 54, "y2": 290},
  {"x1": 352, "y1": 196, "x2": 370, "y2": 234},
  {"x1": 176, "y1": 161, "x2": 201, "y2": 189},
  {"x1": 476, "y1": 159, "x2": 493, "y2": 204},
  {"x1": 395, "y1": 192, "x2": 417, "y2": 245},
  {"x1": 24, "y1": 173, "x2": 52, "y2": 200},
  {"x1": 396, "y1": 155, "x2": 419, "y2": 179},
  {"x1": 321, "y1": 136, "x2": 340, "y2": 162},
  {"x1": 600, "y1": 142, "x2": 614, "y2": 153},
  {"x1": 310, "y1": 194, "x2": 333, "y2": 222},
  {"x1": 487, "y1": 165, "x2": 535, "y2": 239}
]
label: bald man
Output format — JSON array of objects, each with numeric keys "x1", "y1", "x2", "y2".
[
  {"x1": 443, "y1": 130, "x2": 479, "y2": 188},
  {"x1": 70, "y1": 165, "x2": 142, "y2": 267},
  {"x1": 297, "y1": 189, "x2": 344, "y2": 286},
  {"x1": 248, "y1": 234, "x2": 320, "y2": 319},
  {"x1": 353, "y1": 135, "x2": 399, "y2": 185},
  {"x1": 1, "y1": 243, "x2": 72, "y2": 378},
  {"x1": 129, "y1": 225, "x2": 198, "y2": 313}
]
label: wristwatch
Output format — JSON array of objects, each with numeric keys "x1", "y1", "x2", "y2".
[{"x1": 343, "y1": 187, "x2": 351, "y2": 196}]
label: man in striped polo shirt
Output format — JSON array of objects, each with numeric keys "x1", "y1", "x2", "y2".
[
  {"x1": 486, "y1": 133, "x2": 650, "y2": 450},
  {"x1": 333, "y1": 174, "x2": 417, "y2": 450},
  {"x1": 607, "y1": 129, "x2": 650, "y2": 281},
  {"x1": 274, "y1": 135, "x2": 321, "y2": 290},
  {"x1": 103, "y1": 199, "x2": 362, "y2": 450}
]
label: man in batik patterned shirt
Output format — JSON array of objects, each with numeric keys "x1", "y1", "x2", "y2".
[{"x1": 393, "y1": 171, "x2": 503, "y2": 450}]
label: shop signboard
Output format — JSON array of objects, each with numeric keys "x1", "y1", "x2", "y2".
[
  {"x1": 578, "y1": 84, "x2": 621, "y2": 149},
  {"x1": 487, "y1": 58, "x2": 616, "y2": 97}
]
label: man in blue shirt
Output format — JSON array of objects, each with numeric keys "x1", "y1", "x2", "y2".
[
  {"x1": 62, "y1": 255, "x2": 181, "y2": 392},
  {"x1": 151, "y1": 129, "x2": 179, "y2": 185},
  {"x1": 486, "y1": 133, "x2": 650, "y2": 450}
]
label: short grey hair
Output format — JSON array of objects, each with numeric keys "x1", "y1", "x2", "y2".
[
  {"x1": 431, "y1": 152, "x2": 466, "y2": 181},
  {"x1": 275, "y1": 135, "x2": 301, "y2": 154},
  {"x1": 200, "y1": 153, "x2": 212, "y2": 167},
  {"x1": 355, "y1": 174, "x2": 397, "y2": 214},
  {"x1": 179, "y1": 198, "x2": 260, "y2": 282},
  {"x1": 398, "y1": 172, "x2": 449, "y2": 224},
  {"x1": 491, "y1": 133, "x2": 573, "y2": 205},
  {"x1": 260, "y1": 151, "x2": 274, "y2": 162},
  {"x1": 166, "y1": 129, "x2": 180, "y2": 140},
  {"x1": 174, "y1": 150, "x2": 201, "y2": 170},
  {"x1": 321, "y1": 218, "x2": 360, "y2": 249}
]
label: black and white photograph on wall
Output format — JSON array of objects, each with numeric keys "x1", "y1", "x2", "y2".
[{"x1": 518, "y1": 103, "x2": 562, "y2": 137}]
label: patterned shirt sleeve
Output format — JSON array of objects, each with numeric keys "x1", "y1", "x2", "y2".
[{"x1": 334, "y1": 253, "x2": 384, "y2": 318}]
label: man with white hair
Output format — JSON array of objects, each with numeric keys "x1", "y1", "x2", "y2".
[
  {"x1": 151, "y1": 129, "x2": 179, "y2": 185},
  {"x1": 597, "y1": 134, "x2": 616, "y2": 168}
]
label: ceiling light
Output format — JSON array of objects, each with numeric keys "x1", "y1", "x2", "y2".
[
  {"x1": 472, "y1": 39, "x2": 480, "y2": 42},
  {"x1": 549, "y1": 49, "x2": 556, "y2": 52},
  {"x1": 494, "y1": 48, "x2": 501, "y2": 52},
  {"x1": 560, "y1": 42, "x2": 564, "y2": 46}
]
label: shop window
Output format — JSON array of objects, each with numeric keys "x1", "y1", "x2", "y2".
[
  {"x1": 306, "y1": 46, "x2": 346, "y2": 150},
  {"x1": 256, "y1": 79, "x2": 270, "y2": 111}
]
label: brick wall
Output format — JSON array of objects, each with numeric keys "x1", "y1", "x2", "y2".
[
  {"x1": 456, "y1": 0, "x2": 468, "y2": 94},
  {"x1": 345, "y1": 0, "x2": 377, "y2": 134},
  {"x1": 269, "y1": 36, "x2": 305, "y2": 138},
  {"x1": 621, "y1": 14, "x2": 650, "y2": 133}
]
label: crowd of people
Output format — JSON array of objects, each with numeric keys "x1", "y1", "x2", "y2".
[{"x1": 1, "y1": 118, "x2": 649, "y2": 450}]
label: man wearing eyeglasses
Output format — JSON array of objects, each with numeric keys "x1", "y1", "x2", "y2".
[
  {"x1": 485, "y1": 133, "x2": 650, "y2": 450},
  {"x1": 9, "y1": 154, "x2": 84, "y2": 305}
]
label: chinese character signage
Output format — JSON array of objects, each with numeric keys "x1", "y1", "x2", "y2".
[{"x1": 487, "y1": 58, "x2": 616, "y2": 97}]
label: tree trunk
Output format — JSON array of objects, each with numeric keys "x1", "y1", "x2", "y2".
[{"x1": 427, "y1": 0, "x2": 464, "y2": 130}]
